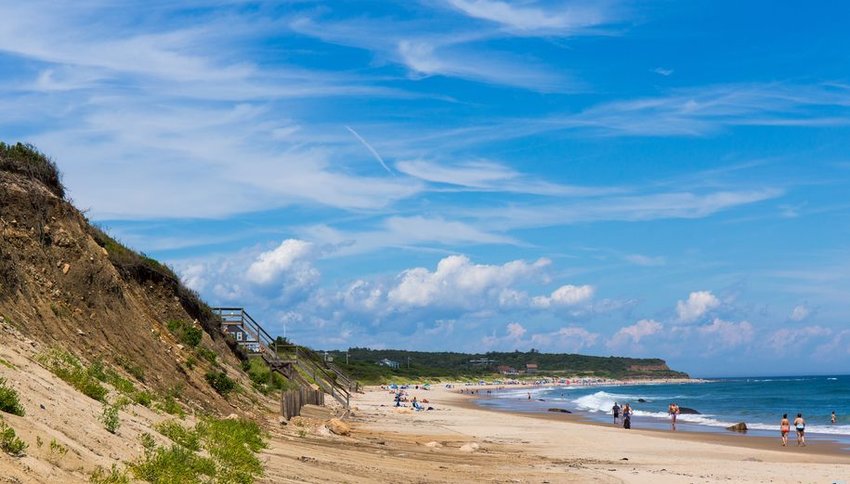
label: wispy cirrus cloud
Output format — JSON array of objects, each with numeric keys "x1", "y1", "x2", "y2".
[
  {"x1": 444, "y1": 0, "x2": 620, "y2": 35},
  {"x1": 299, "y1": 216, "x2": 519, "y2": 257},
  {"x1": 287, "y1": 5, "x2": 593, "y2": 91},
  {"x1": 395, "y1": 159, "x2": 619, "y2": 196},
  {"x1": 392, "y1": 82, "x2": 850, "y2": 149},
  {"x1": 464, "y1": 188, "x2": 782, "y2": 231}
]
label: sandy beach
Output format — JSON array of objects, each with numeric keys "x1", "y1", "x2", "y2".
[{"x1": 260, "y1": 384, "x2": 850, "y2": 483}]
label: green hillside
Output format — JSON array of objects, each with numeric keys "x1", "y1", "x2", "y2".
[{"x1": 323, "y1": 348, "x2": 688, "y2": 384}]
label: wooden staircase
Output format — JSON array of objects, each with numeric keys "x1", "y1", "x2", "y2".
[{"x1": 211, "y1": 307, "x2": 356, "y2": 408}]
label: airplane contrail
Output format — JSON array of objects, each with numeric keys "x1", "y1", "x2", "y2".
[{"x1": 345, "y1": 125, "x2": 394, "y2": 175}]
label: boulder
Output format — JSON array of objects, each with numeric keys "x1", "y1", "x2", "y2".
[
  {"x1": 678, "y1": 407, "x2": 701, "y2": 415},
  {"x1": 547, "y1": 408, "x2": 572, "y2": 414},
  {"x1": 326, "y1": 418, "x2": 351, "y2": 436},
  {"x1": 637, "y1": 398, "x2": 647, "y2": 403},
  {"x1": 726, "y1": 422, "x2": 748, "y2": 432}
]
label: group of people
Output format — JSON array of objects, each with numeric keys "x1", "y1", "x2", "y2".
[
  {"x1": 611, "y1": 402, "x2": 633, "y2": 429},
  {"x1": 779, "y1": 413, "x2": 808, "y2": 447},
  {"x1": 610, "y1": 399, "x2": 841, "y2": 448},
  {"x1": 391, "y1": 390, "x2": 432, "y2": 411}
]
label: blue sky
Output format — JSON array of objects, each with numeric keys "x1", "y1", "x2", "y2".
[{"x1": 2, "y1": 1, "x2": 850, "y2": 376}]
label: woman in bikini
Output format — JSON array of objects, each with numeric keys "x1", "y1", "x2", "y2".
[
  {"x1": 793, "y1": 413, "x2": 806, "y2": 446},
  {"x1": 780, "y1": 414, "x2": 790, "y2": 446}
]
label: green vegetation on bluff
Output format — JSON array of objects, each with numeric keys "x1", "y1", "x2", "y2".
[
  {"x1": 325, "y1": 348, "x2": 688, "y2": 384},
  {"x1": 0, "y1": 142, "x2": 64, "y2": 198}
]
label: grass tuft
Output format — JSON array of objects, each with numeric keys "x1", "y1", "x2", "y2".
[
  {"x1": 132, "y1": 417, "x2": 265, "y2": 483},
  {"x1": 166, "y1": 320, "x2": 203, "y2": 348},
  {"x1": 205, "y1": 370, "x2": 236, "y2": 396},
  {"x1": 0, "y1": 142, "x2": 64, "y2": 198},
  {"x1": 100, "y1": 401, "x2": 121, "y2": 434},
  {"x1": 0, "y1": 377, "x2": 25, "y2": 416},
  {"x1": 37, "y1": 348, "x2": 108, "y2": 402},
  {"x1": 89, "y1": 464, "x2": 130, "y2": 484},
  {"x1": 0, "y1": 420, "x2": 28, "y2": 456},
  {"x1": 155, "y1": 420, "x2": 200, "y2": 451}
]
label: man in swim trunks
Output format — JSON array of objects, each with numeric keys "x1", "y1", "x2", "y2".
[
  {"x1": 612, "y1": 402, "x2": 620, "y2": 424},
  {"x1": 669, "y1": 403, "x2": 680, "y2": 430},
  {"x1": 780, "y1": 413, "x2": 790, "y2": 446},
  {"x1": 793, "y1": 413, "x2": 806, "y2": 446}
]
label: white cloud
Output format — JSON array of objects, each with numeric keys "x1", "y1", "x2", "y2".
[
  {"x1": 396, "y1": 39, "x2": 566, "y2": 91},
  {"x1": 290, "y1": 12, "x2": 572, "y2": 91},
  {"x1": 467, "y1": 188, "x2": 783, "y2": 230},
  {"x1": 246, "y1": 239, "x2": 316, "y2": 286},
  {"x1": 766, "y1": 325, "x2": 831, "y2": 353},
  {"x1": 607, "y1": 319, "x2": 663, "y2": 349},
  {"x1": 789, "y1": 304, "x2": 810, "y2": 322},
  {"x1": 676, "y1": 290, "x2": 720, "y2": 323},
  {"x1": 395, "y1": 159, "x2": 618, "y2": 196},
  {"x1": 340, "y1": 280, "x2": 386, "y2": 315},
  {"x1": 567, "y1": 83, "x2": 850, "y2": 136},
  {"x1": 697, "y1": 318, "x2": 754, "y2": 349},
  {"x1": 531, "y1": 284, "x2": 595, "y2": 308},
  {"x1": 180, "y1": 263, "x2": 208, "y2": 293},
  {"x1": 653, "y1": 67, "x2": 674, "y2": 77},
  {"x1": 300, "y1": 216, "x2": 517, "y2": 258},
  {"x1": 506, "y1": 322, "x2": 527, "y2": 339},
  {"x1": 445, "y1": 0, "x2": 615, "y2": 34},
  {"x1": 531, "y1": 326, "x2": 600, "y2": 352},
  {"x1": 623, "y1": 254, "x2": 666, "y2": 266},
  {"x1": 387, "y1": 254, "x2": 551, "y2": 310}
]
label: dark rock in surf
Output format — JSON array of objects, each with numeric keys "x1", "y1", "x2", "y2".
[
  {"x1": 637, "y1": 398, "x2": 647, "y2": 403},
  {"x1": 726, "y1": 422, "x2": 748, "y2": 432},
  {"x1": 547, "y1": 408, "x2": 572, "y2": 413},
  {"x1": 678, "y1": 407, "x2": 701, "y2": 415}
]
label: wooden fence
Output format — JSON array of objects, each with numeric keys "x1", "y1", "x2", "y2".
[{"x1": 281, "y1": 387, "x2": 325, "y2": 420}]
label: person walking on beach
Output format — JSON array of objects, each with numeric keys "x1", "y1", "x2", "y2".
[
  {"x1": 612, "y1": 402, "x2": 621, "y2": 424},
  {"x1": 794, "y1": 413, "x2": 806, "y2": 446},
  {"x1": 668, "y1": 402, "x2": 680, "y2": 430},
  {"x1": 780, "y1": 414, "x2": 790, "y2": 446},
  {"x1": 622, "y1": 403, "x2": 632, "y2": 429}
]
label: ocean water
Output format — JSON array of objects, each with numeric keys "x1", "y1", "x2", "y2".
[{"x1": 476, "y1": 375, "x2": 850, "y2": 441}]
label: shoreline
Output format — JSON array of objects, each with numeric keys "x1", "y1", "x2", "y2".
[
  {"x1": 454, "y1": 378, "x2": 850, "y2": 455},
  {"x1": 458, "y1": 390, "x2": 850, "y2": 457},
  {"x1": 338, "y1": 383, "x2": 850, "y2": 483}
]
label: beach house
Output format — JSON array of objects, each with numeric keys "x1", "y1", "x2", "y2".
[
  {"x1": 497, "y1": 365, "x2": 518, "y2": 375},
  {"x1": 379, "y1": 358, "x2": 400, "y2": 369}
]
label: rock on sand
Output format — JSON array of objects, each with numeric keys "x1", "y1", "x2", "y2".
[{"x1": 326, "y1": 418, "x2": 351, "y2": 436}]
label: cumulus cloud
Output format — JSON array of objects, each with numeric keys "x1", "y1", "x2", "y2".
[
  {"x1": 531, "y1": 284, "x2": 595, "y2": 308},
  {"x1": 789, "y1": 304, "x2": 810, "y2": 322},
  {"x1": 531, "y1": 326, "x2": 600, "y2": 352},
  {"x1": 246, "y1": 239, "x2": 319, "y2": 292},
  {"x1": 676, "y1": 290, "x2": 720, "y2": 323},
  {"x1": 697, "y1": 318, "x2": 754, "y2": 350},
  {"x1": 506, "y1": 322, "x2": 527, "y2": 339},
  {"x1": 178, "y1": 238, "x2": 320, "y2": 308},
  {"x1": 387, "y1": 254, "x2": 551, "y2": 310},
  {"x1": 766, "y1": 325, "x2": 831, "y2": 353},
  {"x1": 607, "y1": 319, "x2": 663, "y2": 350}
]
